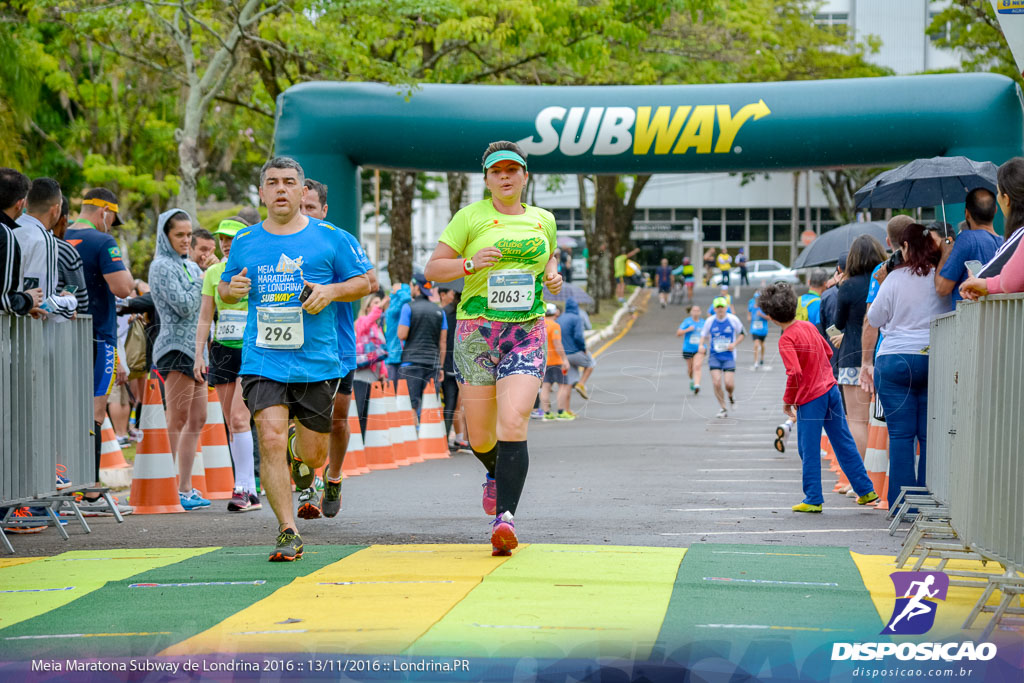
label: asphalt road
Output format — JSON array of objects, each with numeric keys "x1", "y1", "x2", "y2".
[{"x1": 13, "y1": 286, "x2": 902, "y2": 556}]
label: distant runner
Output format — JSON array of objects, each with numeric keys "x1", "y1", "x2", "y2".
[
  {"x1": 676, "y1": 304, "x2": 702, "y2": 394},
  {"x1": 748, "y1": 291, "x2": 771, "y2": 371},
  {"x1": 699, "y1": 297, "x2": 745, "y2": 418}
]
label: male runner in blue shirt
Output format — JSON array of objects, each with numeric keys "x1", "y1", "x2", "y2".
[{"x1": 220, "y1": 158, "x2": 374, "y2": 561}]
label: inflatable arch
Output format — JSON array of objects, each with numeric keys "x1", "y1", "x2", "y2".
[{"x1": 273, "y1": 73, "x2": 1024, "y2": 236}]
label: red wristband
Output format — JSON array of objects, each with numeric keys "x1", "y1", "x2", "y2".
[{"x1": 462, "y1": 258, "x2": 472, "y2": 275}]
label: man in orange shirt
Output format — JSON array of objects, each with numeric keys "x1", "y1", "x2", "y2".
[{"x1": 540, "y1": 303, "x2": 573, "y2": 420}]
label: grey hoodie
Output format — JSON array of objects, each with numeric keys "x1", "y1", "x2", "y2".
[{"x1": 149, "y1": 209, "x2": 204, "y2": 365}]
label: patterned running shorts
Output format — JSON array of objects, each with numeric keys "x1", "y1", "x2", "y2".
[{"x1": 454, "y1": 317, "x2": 546, "y2": 386}]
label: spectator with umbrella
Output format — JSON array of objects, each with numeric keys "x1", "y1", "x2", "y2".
[{"x1": 867, "y1": 222, "x2": 952, "y2": 509}]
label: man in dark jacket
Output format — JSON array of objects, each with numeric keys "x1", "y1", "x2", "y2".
[
  {"x1": 558, "y1": 298, "x2": 596, "y2": 400},
  {"x1": 398, "y1": 273, "x2": 448, "y2": 418},
  {"x1": 0, "y1": 168, "x2": 43, "y2": 316},
  {"x1": 437, "y1": 284, "x2": 466, "y2": 450}
]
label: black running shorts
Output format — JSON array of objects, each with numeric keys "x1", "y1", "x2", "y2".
[
  {"x1": 208, "y1": 342, "x2": 242, "y2": 387},
  {"x1": 241, "y1": 375, "x2": 340, "y2": 433}
]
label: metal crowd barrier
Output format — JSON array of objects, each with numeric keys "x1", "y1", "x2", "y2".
[
  {"x1": 1, "y1": 314, "x2": 97, "y2": 551},
  {"x1": 899, "y1": 293, "x2": 1024, "y2": 638}
]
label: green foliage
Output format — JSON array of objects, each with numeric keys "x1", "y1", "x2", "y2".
[{"x1": 928, "y1": 0, "x2": 1020, "y2": 84}]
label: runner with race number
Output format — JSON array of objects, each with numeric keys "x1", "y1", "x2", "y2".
[
  {"x1": 700, "y1": 297, "x2": 746, "y2": 418},
  {"x1": 219, "y1": 157, "x2": 374, "y2": 562},
  {"x1": 423, "y1": 140, "x2": 563, "y2": 556}
]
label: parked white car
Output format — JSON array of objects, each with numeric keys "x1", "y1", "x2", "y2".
[{"x1": 712, "y1": 259, "x2": 800, "y2": 286}]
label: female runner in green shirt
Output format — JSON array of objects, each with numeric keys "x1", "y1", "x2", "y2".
[
  {"x1": 193, "y1": 217, "x2": 260, "y2": 513},
  {"x1": 424, "y1": 141, "x2": 563, "y2": 555}
]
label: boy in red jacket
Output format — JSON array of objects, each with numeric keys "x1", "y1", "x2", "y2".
[{"x1": 758, "y1": 283, "x2": 879, "y2": 512}]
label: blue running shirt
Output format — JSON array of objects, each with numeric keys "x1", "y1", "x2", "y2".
[
  {"x1": 749, "y1": 299, "x2": 769, "y2": 336},
  {"x1": 334, "y1": 229, "x2": 374, "y2": 375},
  {"x1": 701, "y1": 313, "x2": 744, "y2": 362},
  {"x1": 679, "y1": 317, "x2": 701, "y2": 353},
  {"x1": 222, "y1": 218, "x2": 367, "y2": 383}
]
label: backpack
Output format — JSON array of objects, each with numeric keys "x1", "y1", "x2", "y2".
[
  {"x1": 125, "y1": 315, "x2": 149, "y2": 380},
  {"x1": 795, "y1": 292, "x2": 820, "y2": 322}
]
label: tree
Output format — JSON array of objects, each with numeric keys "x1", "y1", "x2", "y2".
[{"x1": 928, "y1": 1, "x2": 1020, "y2": 84}]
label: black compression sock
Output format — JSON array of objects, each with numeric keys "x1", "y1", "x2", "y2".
[
  {"x1": 495, "y1": 440, "x2": 529, "y2": 516},
  {"x1": 93, "y1": 421, "x2": 103, "y2": 482},
  {"x1": 472, "y1": 444, "x2": 497, "y2": 477}
]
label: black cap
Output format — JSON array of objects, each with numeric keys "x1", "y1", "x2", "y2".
[
  {"x1": 926, "y1": 221, "x2": 954, "y2": 239},
  {"x1": 82, "y1": 188, "x2": 122, "y2": 226}
]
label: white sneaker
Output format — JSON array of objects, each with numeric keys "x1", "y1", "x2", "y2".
[
  {"x1": 750, "y1": 364, "x2": 759, "y2": 371},
  {"x1": 762, "y1": 364, "x2": 772, "y2": 371},
  {"x1": 716, "y1": 408, "x2": 728, "y2": 418}
]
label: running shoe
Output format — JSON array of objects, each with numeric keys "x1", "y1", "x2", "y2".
[
  {"x1": 248, "y1": 492, "x2": 263, "y2": 510},
  {"x1": 66, "y1": 496, "x2": 134, "y2": 517},
  {"x1": 129, "y1": 427, "x2": 144, "y2": 443},
  {"x1": 313, "y1": 475, "x2": 325, "y2": 492},
  {"x1": 5, "y1": 507, "x2": 48, "y2": 534},
  {"x1": 287, "y1": 425, "x2": 315, "y2": 490},
  {"x1": 750, "y1": 364, "x2": 759, "y2": 372},
  {"x1": 297, "y1": 487, "x2": 322, "y2": 519},
  {"x1": 55, "y1": 464, "x2": 72, "y2": 490},
  {"x1": 117, "y1": 435, "x2": 132, "y2": 448},
  {"x1": 180, "y1": 489, "x2": 210, "y2": 511},
  {"x1": 573, "y1": 383, "x2": 589, "y2": 400},
  {"x1": 555, "y1": 410, "x2": 576, "y2": 421},
  {"x1": 321, "y1": 477, "x2": 342, "y2": 518},
  {"x1": 728, "y1": 393, "x2": 735, "y2": 405},
  {"x1": 762, "y1": 364, "x2": 773, "y2": 372},
  {"x1": 530, "y1": 409, "x2": 544, "y2": 420},
  {"x1": 774, "y1": 437, "x2": 786, "y2": 454},
  {"x1": 269, "y1": 528, "x2": 303, "y2": 562},
  {"x1": 792, "y1": 502, "x2": 822, "y2": 513},
  {"x1": 543, "y1": 412, "x2": 556, "y2": 421},
  {"x1": 482, "y1": 474, "x2": 496, "y2": 516},
  {"x1": 490, "y1": 511, "x2": 518, "y2": 556},
  {"x1": 716, "y1": 408, "x2": 728, "y2": 418},
  {"x1": 693, "y1": 385, "x2": 700, "y2": 395},
  {"x1": 689, "y1": 380, "x2": 694, "y2": 392},
  {"x1": 857, "y1": 491, "x2": 880, "y2": 506},
  {"x1": 775, "y1": 421, "x2": 793, "y2": 439},
  {"x1": 227, "y1": 489, "x2": 253, "y2": 512},
  {"x1": 452, "y1": 439, "x2": 471, "y2": 453}
]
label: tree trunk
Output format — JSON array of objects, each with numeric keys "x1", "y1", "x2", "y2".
[
  {"x1": 176, "y1": 89, "x2": 203, "y2": 220},
  {"x1": 593, "y1": 176, "x2": 620, "y2": 303},
  {"x1": 389, "y1": 170, "x2": 417, "y2": 286},
  {"x1": 446, "y1": 172, "x2": 468, "y2": 218}
]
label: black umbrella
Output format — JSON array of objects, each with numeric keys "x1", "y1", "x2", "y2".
[
  {"x1": 854, "y1": 156, "x2": 998, "y2": 214},
  {"x1": 791, "y1": 221, "x2": 888, "y2": 270}
]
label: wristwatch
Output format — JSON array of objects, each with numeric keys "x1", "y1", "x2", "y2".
[{"x1": 463, "y1": 258, "x2": 475, "y2": 274}]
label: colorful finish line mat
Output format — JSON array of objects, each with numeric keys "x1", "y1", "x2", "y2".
[{"x1": 0, "y1": 543, "x2": 1020, "y2": 682}]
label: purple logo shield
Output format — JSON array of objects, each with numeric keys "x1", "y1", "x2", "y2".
[{"x1": 881, "y1": 571, "x2": 949, "y2": 635}]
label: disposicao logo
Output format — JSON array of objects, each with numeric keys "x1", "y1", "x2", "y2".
[
  {"x1": 831, "y1": 571, "x2": 997, "y2": 664},
  {"x1": 516, "y1": 102, "x2": 771, "y2": 158},
  {"x1": 883, "y1": 571, "x2": 949, "y2": 635}
]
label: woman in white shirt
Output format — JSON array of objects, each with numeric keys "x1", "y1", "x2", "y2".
[{"x1": 866, "y1": 223, "x2": 952, "y2": 510}]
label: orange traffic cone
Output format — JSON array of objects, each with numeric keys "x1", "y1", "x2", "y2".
[
  {"x1": 383, "y1": 383, "x2": 412, "y2": 466},
  {"x1": 129, "y1": 378, "x2": 185, "y2": 514},
  {"x1": 341, "y1": 401, "x2": 370, "y2": 477},
  {"x1": 395, "y1": 380, "x2": 424, "y2": 465},
  {"x1": 822, "y1": 434, "x2": 839, "y2": 473},
  {"x1": 831, "y1": 432, "x2": 851, "y2": 493},
  {"x1": 864, "y1": 399, "x2": 890, "y2": 510},
  {"x1": 418, "y1": 379, "x2": 450, "y2": 460},
  {"x1": 99, "y1": 417, "x2": 130, "y2": 469},
  {"x1": 200, "y1": 388, "x2": 233, "y2": 500},
  {"x1": 364, "y1": 383, "x2": 398, "y2": 470}
]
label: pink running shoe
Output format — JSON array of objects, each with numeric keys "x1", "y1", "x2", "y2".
[
  {"x1": 490, "y1": 511, "x2": 518, "y2": 556},
  {"x1": 482, "y1": 474, "x2": 496, "y2": 516}
]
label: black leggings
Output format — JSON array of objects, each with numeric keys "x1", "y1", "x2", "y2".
[{"x1": 441, "y1": 372, "x2": 459, "y2": 436}]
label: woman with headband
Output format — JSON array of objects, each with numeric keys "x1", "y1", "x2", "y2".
[{"x1": 424, "y1": 140, "x2": 563, "y2": 556}]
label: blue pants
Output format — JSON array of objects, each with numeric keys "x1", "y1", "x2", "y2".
[
  {"x1": 875, "y1": 354, "x2": 929, "y2": 509},
  {"x1": 797, "y1": 385, "x2": 874, "y2": 505}
]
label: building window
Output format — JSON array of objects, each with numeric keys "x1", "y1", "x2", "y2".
[
  {"x1": 748, "y1": 245, "x2": 770, "y2": 261},
  {"x1": 726, "y1": 224, "x2": 745, "y2": 242},
  {"x1": 647, "y1": 208, "x2": 672, "y2": 221},
  {"x1": 928, "y1": 11, "x2": 952, "y2": 43},
  {"x1": 814, "y1": 12, "x2": 848, "y2": 35},
  {"x1": 773, "y1": 222, "x2": 792, "y2": 241},
  {"x1": 749, "y1": 223, "x2": 770, "y2": 241},
  {"x1": 552, "y1": 208, "x2": 572, "y2": 225},
  {"x1": 675, "y1": 208, "x2": 697, "y2": 221},
  {"x1": 703, "y1": 224, "x2": 721, "y2": 242}
]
